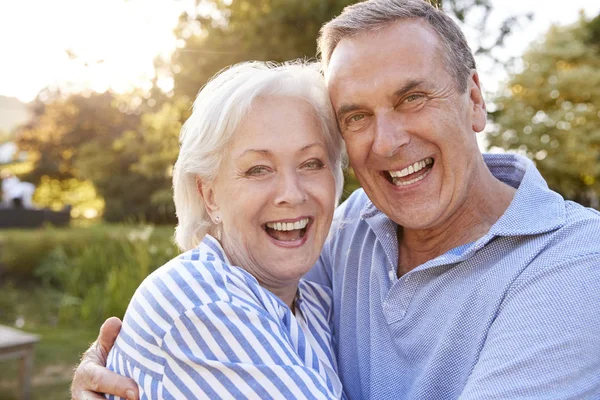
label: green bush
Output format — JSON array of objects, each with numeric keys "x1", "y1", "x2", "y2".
[
  {"x1": 0, "y1": 224, "x2": 178, "y2": 329},
  {"x1": 0, "y1": 281, "x2": 63, "y2": 327}
]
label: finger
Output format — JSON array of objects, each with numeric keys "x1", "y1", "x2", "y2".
[
  {"x1": 78, "y1": 389, "x2": 107, "y2": 400},
  {"x1": 85, "y1": 362, "x2": 139, "y2": 400},
  {"x1": 96, "y1": 317, "x2": 123, "y2": 358}
]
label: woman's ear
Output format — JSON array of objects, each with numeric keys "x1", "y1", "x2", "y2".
[{"x1": 196, "y1": 177, "x2": 219, "y2": 219}]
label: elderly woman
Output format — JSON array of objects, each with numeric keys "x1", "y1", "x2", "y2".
[{"x1": 87, "y1": 61, "x2": 346, "y2": 400}]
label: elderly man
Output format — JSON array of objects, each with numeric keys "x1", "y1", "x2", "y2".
[{"x1": 72, "y1": 0, "x2": 600, "y2": 399}]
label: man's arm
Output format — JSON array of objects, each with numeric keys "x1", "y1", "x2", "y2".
[
  {"x1": 460, "y1": 253, "x2": 600, "y2": 399},
  {"x1": 71, "y1": 317, "x2": 139, "y2": 400}
]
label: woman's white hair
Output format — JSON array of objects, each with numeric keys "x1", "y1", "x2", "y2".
[{"x1": 173, "y1": 60, "x2": 345, "y2": 251}]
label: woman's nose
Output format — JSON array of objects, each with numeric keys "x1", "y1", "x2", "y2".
[{"x1": 273, "y1": 172, "x2": 307, "y2": 206}]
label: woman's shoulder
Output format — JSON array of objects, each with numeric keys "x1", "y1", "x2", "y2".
[
  {"x1": 297, "y1": 279, "x2": 334, "y2": 315},
  {"x1": 127, "y1": 235, "x2": 265, "y2": 325}
]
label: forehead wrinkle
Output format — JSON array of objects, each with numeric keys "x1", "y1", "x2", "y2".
[
  {"x1": 334, "y1": 73, "x2": 390, "y2": 117},
  {"x1": 394, "y1": 79, "x2": 426, "y2": 98},
  {"x1": 239, "y1": 141, "x2": 326, "y2": 158},
  {"x1": 301, "y1": 142, "x2": 326, "y2": 152},
  {"x1": 336, "y1": 78, "x2": 427, "y2": 119},
  {"x1": 239, "y1": 148, "x2": 271, "y2": 158}
]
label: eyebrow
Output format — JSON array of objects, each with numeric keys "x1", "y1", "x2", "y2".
[
  {"x1": 239, "y1": 142, "x2": 325, "y2": 158},
  {"x1": 336, "y1": 103, "x2": 364, "y2": 120},
  {"x1": 336, "y1": 79, "x2": 425, "y2": 119},
  {"x1": 300, "y1": 142, "x2": 326, "y2": 152},
  {"x1": 394, "y1": 79, "x2": 424, "y2": 99}
]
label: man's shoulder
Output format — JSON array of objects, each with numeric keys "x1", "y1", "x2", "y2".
[
  {"x1": 507, "y1": 199, "x2": 600, "y2": 284},
  {"x1": 553, "y1": 201, "x2": 600, "y2": 256},
  {"x1": 327, "y1": 188, "x2": 373, "y2": 241},
  {"x1": 333, "y1": 188, "x2": 371, "y2": 221}
]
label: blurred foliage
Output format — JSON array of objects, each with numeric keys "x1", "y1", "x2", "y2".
[
  {"x1": 13, "y1": 0, "x2": 523, "y2": 221},
  {"x1": 169, "y1": 0, "x2": 355, "y2": 100},
  {"x1": 0, "y1": 224, "x2": 178, "y2": 328},
  {"x1": 15, "y1": 91, "x2": 178, "y2": 222},
  {"x1": 17, "y1": 91, "x2": 138, "y2": 182},
  {"x1": 0, "y1": 129, "x2": 11, "y2": 143},
  {"x1": 0, "y1": 160, "x2": 33, "y2": 178},
  {"x1": 489, "y1": 13, "x2": 600, "y2": 207},
  {"x1": 33, "y1": 176, "x2": 104, "y2": 217}
]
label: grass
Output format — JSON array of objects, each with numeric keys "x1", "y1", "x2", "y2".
[
  {"x1": 0, "y1": 223, "x2": 179, "y2": 399},
  {"x1": 0, "y1": 283, "x2": 97, "y2": 399},
  {"x1": 0, "y1": 324, "x2": 97, "y2": 400}
]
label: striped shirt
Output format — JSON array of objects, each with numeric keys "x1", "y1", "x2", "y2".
[
  {"x1": 306, "y1": 153, "x2": 600, "y2": 399},
  {"x1": 107, "y1": 235, "x2": 344, "y2": 400}
]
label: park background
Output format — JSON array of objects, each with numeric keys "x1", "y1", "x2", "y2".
[{"x1": 1, "y1": 0, "x2": 599, "y2": 398}]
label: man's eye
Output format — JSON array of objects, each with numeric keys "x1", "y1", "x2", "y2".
[
  {"x1": 405, "y1": 94, "x2": 424, "y2": 103},
  {"x1": 344, "y1": 113, "x2": 367, "y2": 129}
]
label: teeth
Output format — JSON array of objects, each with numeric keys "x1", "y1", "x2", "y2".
[
  {"x1": 393, "y1": 169, "x2": 430, "y2": 186},
  {"x1": 389, "y1": 158, "x2": 433, "y2": 178},
  {"x1": 266, "y1": 218, "x2": 309, "y2": 231}
]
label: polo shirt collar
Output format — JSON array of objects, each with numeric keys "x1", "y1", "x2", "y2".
[
  {"x1": 359, "y1": 153, "x2": 565, "y2": 237},
  {"x1": 485, "y1": 153, "x2": 565, "y2": 236}
]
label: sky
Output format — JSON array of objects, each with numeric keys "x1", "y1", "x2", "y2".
[
  {"x1": 0, "y1": 0, "x2": 193, "y2": 102},
  {"x1": 0, "y1": 0, "x2": 599, "y2": 103}
]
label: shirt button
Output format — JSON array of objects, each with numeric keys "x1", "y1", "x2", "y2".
[{"x1": 389, "y1": 270, "x2": 396, "y2": 281}]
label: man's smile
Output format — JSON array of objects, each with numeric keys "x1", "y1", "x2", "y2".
[{"x1": 385, "y1": 157, "x2": 434, "y2": 186}]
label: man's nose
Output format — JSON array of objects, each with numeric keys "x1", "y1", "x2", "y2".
[
  {"x1": 372, "y1": 114, "x2": 410, "y2": 158},
  {"x1": 274, "y1": 171, "x2": 307, "y2": 206}
]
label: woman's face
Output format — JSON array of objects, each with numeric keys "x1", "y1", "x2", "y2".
[{"x1": 203, "y1": 96, "x2": 337, "y2": 292}]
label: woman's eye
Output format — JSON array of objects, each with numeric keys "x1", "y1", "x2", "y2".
[
  {"x1": 302, "y1": 159, "x2": 325, "y2": 170},
  {"x1": 246, "y1": 166, "x2": 270, "y2": 176}
]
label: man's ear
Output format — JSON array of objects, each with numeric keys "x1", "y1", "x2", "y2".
[
  {"x1": 196, "y1": 177, "x2": 219, "y2": 218},
  {"x1": 468, "y1": 71, "x2": 487, "y2": 133}
]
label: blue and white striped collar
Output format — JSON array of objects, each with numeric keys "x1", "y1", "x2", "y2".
[
  {"x1": 198, "y1": 234, "x2": 307, "y2": 307},
  {"x1": 199, "y1": 234, "x2": 232, "y2": 264}
]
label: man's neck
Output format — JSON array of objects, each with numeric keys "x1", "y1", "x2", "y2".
[{"x1": 397, "y1": 165, "x2": 516, "y2": 275}]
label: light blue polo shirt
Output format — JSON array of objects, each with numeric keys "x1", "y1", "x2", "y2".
[{"x1": 306, "y1": 153, "x2": 600, "y2": 399}]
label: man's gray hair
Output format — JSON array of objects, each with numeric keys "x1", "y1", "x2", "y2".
[
  {"x1": 318, "y1": 0, "x2": 476, "y2": 92},
  {"x1": 173, "y1": 61, "x2": 346, "y2": 251}
]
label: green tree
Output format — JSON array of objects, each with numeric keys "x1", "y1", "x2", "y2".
[
  {"x1": 16, "y1": 91, "x2": 178, "y2": 222},
  {"x1": 489, "y1": 13, "x2": 600, "y2": 207},
  {"x1": 95, "y1": 99, "x2": 191, "y2": 221},
  {"x1": 167, "y1": 0, "x2": 355, "y2": 101},
  {"x1": 17, "y1": 91, "x2": 139, "y2": 182}
]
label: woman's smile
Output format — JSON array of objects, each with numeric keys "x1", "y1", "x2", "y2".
[{"x1": 264, "y1": 216, "x2": 313, "y2": 245}]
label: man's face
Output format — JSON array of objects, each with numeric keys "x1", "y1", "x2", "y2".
[{"x1": 326, "y1": 20, "x2": 486, "y2": 230}]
